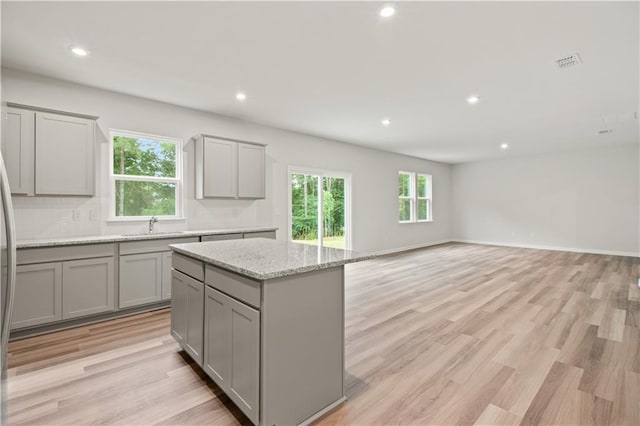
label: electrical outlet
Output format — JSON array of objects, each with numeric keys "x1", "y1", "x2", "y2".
[
  {"x1": 89, "y1": 209, "x2": 97, "y2": 221},
  {"x1": 72, "y1": 209, "x2": 81, "y2": 221}
]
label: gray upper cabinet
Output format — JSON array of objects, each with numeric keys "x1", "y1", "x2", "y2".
[
  {"x1": 12, "y1": 263, "x2": 62, "y2": 329},
  {"x1": 194, "y1": 135, "x2": 265, "y2": 200},
  {"x1": 35, "y1": 112, "x2": 95, "y2": 196},
  {"x1": 62, "y1": 257, "x2": 115, "y2": 319},
  {"x1": 2, "y1": 107, "x2": 35, "y2": 195},
  {"x1": 119, "y1": 252, "x2": 163, "y2": 308},
  {"x1": 202, "y1": 137, "x2": 237, "y2": 198},
  {"x1": 237, "y1": 143, "x2": 265, "y2": 199},
  {"x1": 1, "y1": 104, "x2": 97, "y2": 196}
]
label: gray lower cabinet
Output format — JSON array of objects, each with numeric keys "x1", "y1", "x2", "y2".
[
  {"x1": 204, "y1": 286, "x2": 260, "y2": 424},
  {"x1": 12, "y1": 263, "x2": 62, "y2": 329},
  {"x1": 119, "y1": 252, "x2": 162, "y2": 308},
  {"x1": 243, "y1": 231, "x2": 276, "y2": 239},
  {"x1": 161, "y1": 251, "x2": 173, "y2": 300},
  {"x1": 171, "y1": 270, "x2": 204, "y2": 364},
  {"x1": 62, "y1": 257, "x2": 115, "y2": 319},
  {"x1": 201, "y1": 233, "x2": 243, "y2": 242}
]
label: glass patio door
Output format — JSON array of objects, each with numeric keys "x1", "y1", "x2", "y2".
[{"x1": 289, "y1": 168, "x2": 350, "y2": 250}]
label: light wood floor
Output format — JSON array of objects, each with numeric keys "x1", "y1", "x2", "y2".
[{"x1": 6, "y1": 243, "x2": 640, "y2": 425}]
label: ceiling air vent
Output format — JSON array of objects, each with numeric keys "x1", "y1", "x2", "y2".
[
  {"x1": 598, "y1": 129, "x2": 613, "y2": 135},
  {"x1": 555, "y1": 53, "x2": 582, "y2": 69}
]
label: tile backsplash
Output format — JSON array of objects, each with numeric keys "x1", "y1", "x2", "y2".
[{"x1": 12, "y1": 195, "x2": 259, "y2": 241}]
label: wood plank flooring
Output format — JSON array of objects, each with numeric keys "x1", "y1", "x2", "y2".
[{"x1": 5, "y1": 243, "x2": 640, "y2": 425}]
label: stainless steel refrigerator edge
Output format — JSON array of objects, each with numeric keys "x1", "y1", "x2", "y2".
[{"x1": 0, "y1": 150, "x2": 18, "y2": 425}]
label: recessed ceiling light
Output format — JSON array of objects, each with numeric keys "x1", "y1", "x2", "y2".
[
  {"x1": 466, "y1": 95, "x2": 480, "y2": 105},
  {"x1": 500, "y1": 143, "x2": 509, "y2": 149},
  {"x1": 71, "y1": 47, "x2": 88, "y2": 57},
  {"x1": 236, "y1": 92, "x2": 247, "y2": 101},
  {"x1": 379, "y1": 5, "x2": 396, "y2": 18},
  {"x1": 381, "y1": 118, "x2": 391, "y2": 126}
]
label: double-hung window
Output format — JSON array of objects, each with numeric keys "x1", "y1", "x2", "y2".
[
  {"x1": 398, "y1": 172, "x2": 414, "y2": 223},
  {"x1": 109, "y1": 130, "x2": 182, "y2": 220},
  {"x1": 398, "y1": 172, "x2": 432, "y2": 223}
]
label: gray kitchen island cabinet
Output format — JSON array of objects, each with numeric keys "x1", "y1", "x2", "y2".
[{"x1": 170, "y1": 238, "x2": 372, "y2": 426}]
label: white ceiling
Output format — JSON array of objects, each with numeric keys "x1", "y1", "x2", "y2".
[{"x1": 2, "y1": 1, "x2": 638, "y2": 163}]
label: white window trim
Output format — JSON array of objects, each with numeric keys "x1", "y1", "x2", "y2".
[
  {"x1": 108, "y1": 129, "x2": 184, "y2": 222},
  {"x1": 398, "y1": 171, "x2": 434, "y2": 224}
]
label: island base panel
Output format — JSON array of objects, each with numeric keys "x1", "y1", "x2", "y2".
[{"x1": 260, "y1": 266, "x2": 345, "y2": 426}]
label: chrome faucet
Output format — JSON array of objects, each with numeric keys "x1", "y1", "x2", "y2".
[{"x1": 148, "y1": 216, "x2": 158, "y2": 233}]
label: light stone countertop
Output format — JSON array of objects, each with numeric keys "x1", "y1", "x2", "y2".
[
  {"x1": 170, "y1": 238, "x2": 375, "y2": 280},
  {"x1": 16, "y1": 227, "x2": 278, "y2": 249}
]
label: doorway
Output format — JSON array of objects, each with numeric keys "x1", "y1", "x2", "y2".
[{"x1": 288, "y1": 167, "x2": 351, "y2": 250}]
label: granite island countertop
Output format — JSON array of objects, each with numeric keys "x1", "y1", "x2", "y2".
[
  {"x1": 17, "y1": 227, "x2": 278, "y2": 249},
  {"x1": 170, "y1": 238, "x2": 375, "y2": 280}
]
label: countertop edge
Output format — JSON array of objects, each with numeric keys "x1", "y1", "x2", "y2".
[
  {"x1": 170, "y1": 245, "x2": 376, "y2": 281},
  {"x1": 16, "y1": 227, "x2": 278, "y2": 249}
]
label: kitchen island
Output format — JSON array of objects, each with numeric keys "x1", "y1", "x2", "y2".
[{"x1": 169, "y1": 238, "x2": 373, "y2": 426}]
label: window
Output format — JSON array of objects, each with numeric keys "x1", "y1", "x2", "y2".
[
  {"x1": 109, "y1": 130, "x2": 182, "y2": 220},
  {"x1": 398, "y1": 172, "x2": 432, "y2": 223}
]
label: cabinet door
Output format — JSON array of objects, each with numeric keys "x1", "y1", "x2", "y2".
[
  {"x1": 119, "y1": 253, "x2": 162, "y2": 308},
  {"x1": 237, "y1": 143, "x2": 265, "y2": 199},
  {"x1": 203, "y1": 137, "x2": 237, "y2": 198},
  {"x1": 35, "y1": 112, "x2": 95, "y2": 196},
  {"x1": 161, "y1": 251, "x2": 172, "y2": 300},
  {"x1": 12, "y1": 263, "x2": 62, "y2": 329},
  {"x1": 2, "y1": 107, "x2": 35, "y2": 195},
  {"x1": 171, "y1": 270, "x2": 188, "y2": 345},
  {"x1": 185, "y1": 277, "x2": 205, "y2": 365},
  {"x1": 204, "y1": 286, "x2": 231, "y2": 389},
  {"x1": 204, "y1": 287, "x2": 260, "y2": 424},
  {"x1": 62, "y1": 257, "x2": 115, "y2": 319}
]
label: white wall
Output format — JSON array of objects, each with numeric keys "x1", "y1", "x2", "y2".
[
  {"x1": 2, "y1": 68, "x2": 451, "y2": 253},
  {"x1": 451, "y1": 144, "x2": 640, "y2": 256}
]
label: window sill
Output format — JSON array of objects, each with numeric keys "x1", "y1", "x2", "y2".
[{"x1": 106, "y1": 216, "x2": 187, "y2": 223}]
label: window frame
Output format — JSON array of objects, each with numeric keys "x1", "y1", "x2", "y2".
[
  {"x1": 108, "y1": 129, "x2": 184, "y2": 222},
  {"x1": 398, "y1": 171, "x2": 415, "y2": 223},
  {"x1": 398, "y1": 171, "x2": 433, "y2": 224},
  {"x1": 416, "y1": 173, "x2": 433, "y2": 222}
]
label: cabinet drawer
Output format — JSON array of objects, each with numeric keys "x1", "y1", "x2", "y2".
[
  {"x1": 119, "y1": 237, "x2": 199, "y2": 255},
  {"x1": 172, "y1": 253, "x2": 204, "y2": 281},
  {"x1": 205, "y1": 265, "x2": 261, "y2": 309},
  {"x1": 17, "y1": 244, "x2": 116, "y2": 265},
  {"x1": 243, "y1": 231, "x2": 276, "y2": 239},
  {"x1": 201, "y1": 233, "x2": 242, "y2": 242}
]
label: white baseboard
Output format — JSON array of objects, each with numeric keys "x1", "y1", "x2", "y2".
[
  {"x1": 453, "y1": 239, "x2": 640, "y2": 258},
  {"x1": 373, "y1": 239, "x2": 452, "y2": 256}
]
